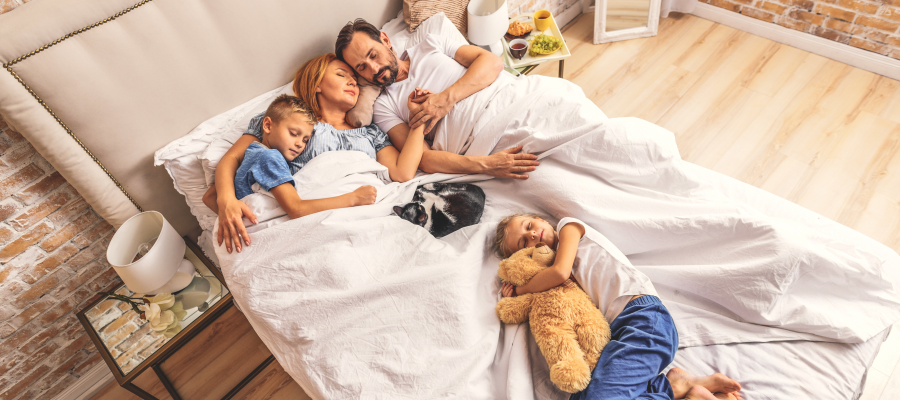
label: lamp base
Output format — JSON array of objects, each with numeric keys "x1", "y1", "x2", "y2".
[
  {"x1": 145, "y1": 259, "x2": 194, "y2": 295},
  {"x1": 475, "y1": 41, "x2": 505, "y2": 56}
]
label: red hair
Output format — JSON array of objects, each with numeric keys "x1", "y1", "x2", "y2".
[{"x1": 292, "y1": 53, "x2": 337, "y2": 121}]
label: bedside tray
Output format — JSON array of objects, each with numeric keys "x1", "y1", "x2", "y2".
[{"x1": 503, "y1": 13, "x2": 571, "y2": 69}]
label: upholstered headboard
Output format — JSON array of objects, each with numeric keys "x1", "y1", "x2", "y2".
[{"x1": 0, "y1": 0, "x2": 402, "y2": 235}]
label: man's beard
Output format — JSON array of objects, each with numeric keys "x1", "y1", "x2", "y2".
[{"x1": 373, "y1": 53, "x2": 399, "y2": 87}]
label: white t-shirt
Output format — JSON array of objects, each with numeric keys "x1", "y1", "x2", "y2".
[
  {"x1": 374, "y1": 34, "x2": 464, "y2": 134},
  {"x1": 558, "y1": 217, "x2": 658, "y2": 322},
  {"x1": 373, "y1": 34, "x2": 510, "y2": 153}
]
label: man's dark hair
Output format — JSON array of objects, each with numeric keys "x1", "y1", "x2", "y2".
[{"x1": 335, "y1": 18, "x2": 382, "y2": 63}]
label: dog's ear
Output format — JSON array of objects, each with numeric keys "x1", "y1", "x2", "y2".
[{"x1": 393, "y1": 206, "x2": 403, "y2": 216}]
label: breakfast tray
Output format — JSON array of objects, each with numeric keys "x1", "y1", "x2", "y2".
[{"x1": 503, "y1": 13, "x2": 571, "y2": 69}]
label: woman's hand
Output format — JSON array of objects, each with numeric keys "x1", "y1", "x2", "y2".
[
  {"x1": 409, "y1": 90, "x2": 451, "y2": 136},
  {"x1": 482, "y1": 145, "x2": 540, "y2": 179},
  {"x1": 501, "y1": 282, "x2": 517, "y2": 298},
  {"x1": 217, "y1": 197, "x2": 258, "y2": 253},
  {"x1": 349, "y1": 185, "x2": 377, "y2": 206}
]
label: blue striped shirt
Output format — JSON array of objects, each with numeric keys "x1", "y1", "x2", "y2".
[{"x1": 243, "y1": 112, "x2": 393, "y2": 174}]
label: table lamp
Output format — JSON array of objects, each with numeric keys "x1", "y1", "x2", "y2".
[
  {"x1": 107, "y1": 211, "x2": 194, "y2": 295},
  {"x1": 468, "y1": 0, "x2": 509, "y2": 56}
]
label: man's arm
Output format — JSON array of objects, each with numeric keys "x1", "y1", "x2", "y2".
[
  {"x1": 386, "y1": 122, "x2": 539, "y2": 179},
  {"x1": 408, "y1": 45, "x2": 504, "y2": 132}
]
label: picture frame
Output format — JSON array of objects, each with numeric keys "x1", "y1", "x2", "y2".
[{"x1": 593, "y1": 0, "x2": 662, "y2": 44}]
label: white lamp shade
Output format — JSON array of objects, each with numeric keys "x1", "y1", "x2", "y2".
[
  {"x1": 468, "y1": 0, "x2": 509, "y2": 46},
  {"x1": 107, "y1": 211, "x2": 187, "y2": 294}
]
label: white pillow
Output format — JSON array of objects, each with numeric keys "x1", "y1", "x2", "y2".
[
  {"x1": 399, "y1": 11, "x2": 468, "y2": 54},
  {"x1": 200, "y1": 84, "x2": 294, "y2": 186},
  {"x1": 154, "y1": 83, "x2": 291, "y2": 232}
]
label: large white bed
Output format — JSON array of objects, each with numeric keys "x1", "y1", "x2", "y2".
[{"x1": 1, "y1": 1, "x2": 897, "y2": 399}]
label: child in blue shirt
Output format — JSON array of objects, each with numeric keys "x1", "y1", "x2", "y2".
[{"x1": 205, "y1": 94, "x2": 377, "y2": 220}]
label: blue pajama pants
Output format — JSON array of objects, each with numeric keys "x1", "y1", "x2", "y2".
[{"x1": 570, "y1": 296, "x2": 678, "y2": 400}]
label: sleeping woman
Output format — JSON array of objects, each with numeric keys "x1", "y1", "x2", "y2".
[{"x1": 202, "y1": 53, "x2": 428, "y2": 253}]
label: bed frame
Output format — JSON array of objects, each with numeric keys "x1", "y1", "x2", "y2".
[{"x1": 0, "y1": 0, "x2": 401, "y2": 235}]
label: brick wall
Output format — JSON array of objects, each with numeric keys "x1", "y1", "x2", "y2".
[
  {"x1": 702, "y1": 0, "x2": 900, "y2": 60},
  {"x1": 508, "y1": 0, "x2": 581, "y2": 18},
  {"x1": 0, "y1": 115, "x2": 123, "y2": 400}
]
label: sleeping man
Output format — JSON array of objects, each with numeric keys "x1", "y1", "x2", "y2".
[{"x1": 336, "y1": 19, "x2": 543, "y2": 179}]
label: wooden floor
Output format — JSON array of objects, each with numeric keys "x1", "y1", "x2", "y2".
[{"x1": 92, "y1": 12, "x2": 900, "y2": 400}]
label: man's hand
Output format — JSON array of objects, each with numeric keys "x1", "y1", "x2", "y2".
[
  {"x1": 409, "y1": 91, "x2": 452, "y2": 136},
  {"x1": 482, "y1": 145, "x2": 540, "y2": 179},
  {"x1": 217, "y1": 197, "x2": 258, "y2": 254},
  {"x1": 349, "y1": 185, "x2": 378, "y2": 206}
]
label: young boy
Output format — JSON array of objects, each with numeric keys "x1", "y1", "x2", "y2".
[
  {"x1": 202, "y1": 94, "x2": 376, "y2": 219},
  {"x1": 493, "y1": 214, "x2": 743, "y2": 400}
]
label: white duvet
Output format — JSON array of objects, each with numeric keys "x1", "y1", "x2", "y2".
[{"x1": 215, "y1": 74, "x2": 900, "y2": 400}]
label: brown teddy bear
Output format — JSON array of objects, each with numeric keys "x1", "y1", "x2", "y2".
[{"x1": 496, "y1": 243, "x2": 611, "y2": 393}]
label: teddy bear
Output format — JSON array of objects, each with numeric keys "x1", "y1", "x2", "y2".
[{"x1": 496, "y1": 243, "x2": 611, "y2": 393}]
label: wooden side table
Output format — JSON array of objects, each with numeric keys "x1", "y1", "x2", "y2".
[{"x1": 76, "y1": 238, "x2": 274, "y2": 400}]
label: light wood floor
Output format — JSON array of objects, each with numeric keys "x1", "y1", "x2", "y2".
[{"x1": 92, "y1": 12, "x2": 900, "y2": 400}]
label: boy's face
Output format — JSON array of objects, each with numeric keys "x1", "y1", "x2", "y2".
[
  {"x1": 504, "y1": 216, "x2": 557, "y2": 255},
  {"x1": 262, "y1": 112, "x2": 313, "y2": 161}
]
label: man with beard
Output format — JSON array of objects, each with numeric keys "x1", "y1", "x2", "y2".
[{"x1": 336, "y1": 19, "x2": 540, "y2": 180}]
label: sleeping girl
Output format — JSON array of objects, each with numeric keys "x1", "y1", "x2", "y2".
[
  {"x1": 494, "y1": 214, "x2": 743, "y2": 400},
  {"x1": 203, "y1": 53, "x2": 429, "y2": 253}
]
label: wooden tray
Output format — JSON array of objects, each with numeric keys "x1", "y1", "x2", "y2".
[{"x1": 503, "y1": 13, "x2": 571, "y2": 69}]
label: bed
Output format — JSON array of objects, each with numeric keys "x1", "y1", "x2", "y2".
[{"x1": 0, "y1": 1, "x2": 897, "y2": 399}]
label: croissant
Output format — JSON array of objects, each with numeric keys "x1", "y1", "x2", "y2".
[{"x1": 507, "y1": 20, "x2": 533, "y2": 37}]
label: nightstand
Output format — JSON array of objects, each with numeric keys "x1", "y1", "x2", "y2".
[
  {"x1": 76, "y1": 238, "x2": 274, "y2": 400},
  {"x1": 502, "y1": 13, "x2": 571, "y2": 78}
]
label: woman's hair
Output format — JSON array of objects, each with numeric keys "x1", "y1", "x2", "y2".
[
  {"x1": 292, "y1": 53, "x2": 338, "y2": 121},
  {"x1": 492, "y1": 213, "x2": 543, "y2": 259}
]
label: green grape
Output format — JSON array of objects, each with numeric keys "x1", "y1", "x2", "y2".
[{"x1": 528, "y1": 34, "x2": 562, "y2": 56}]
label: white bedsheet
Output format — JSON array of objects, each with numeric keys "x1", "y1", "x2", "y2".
[{"x1": 214, "y1": 74, "x2": 900, "y2": 400}]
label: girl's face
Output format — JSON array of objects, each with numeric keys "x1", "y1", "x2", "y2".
[
  {"x1": 316, "y1": 59, "x2": 359, "y2": 111},
  {"x1": 504, "y1": 216, "x2": 557, "y2": 255}
]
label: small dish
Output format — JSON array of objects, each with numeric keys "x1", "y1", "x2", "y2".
[{"x1": 504, "y1": 32, "x2": 531, "y2": 41}]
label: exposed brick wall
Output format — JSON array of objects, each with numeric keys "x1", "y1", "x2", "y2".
[
  {"x1": 507, "y1": 0, "x2": 581, "y2": 19},
  {"x1": 702, "y1": 0, "x2": 900, "y2": 60},
  {"x1": 0, "y1": 0, "x2": 27, "y2": 14},
  {"x1": 0, "y1": 117, "x2": 122, "y2": 397}
]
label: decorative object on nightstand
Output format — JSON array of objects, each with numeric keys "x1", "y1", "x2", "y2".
[
  {"x1": 502, "y1": 13, "x2": 571, "y2": 78},
  {"x1": 100, "y1": 291, "x2": 187, "y2": 338},
  {"x1": 593, "y1": 0, "x2": 661, "y2": 44},
  {"x1": 467, "y1": 0, "x2": 508, "y2": 56},
  {"x1": 78, "y1": 235, "x2": 272, "y2": 400},
  {"x1": 107, "y1": 211, "x2": 195, "y2": 295}
]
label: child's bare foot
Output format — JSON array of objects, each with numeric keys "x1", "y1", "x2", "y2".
[
  {"x1": 668, "y1": 367, "x2": 741, "y2": 399},
  {"x1": 682, "y1": 385, "x2": 718, "y2": 400}
]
